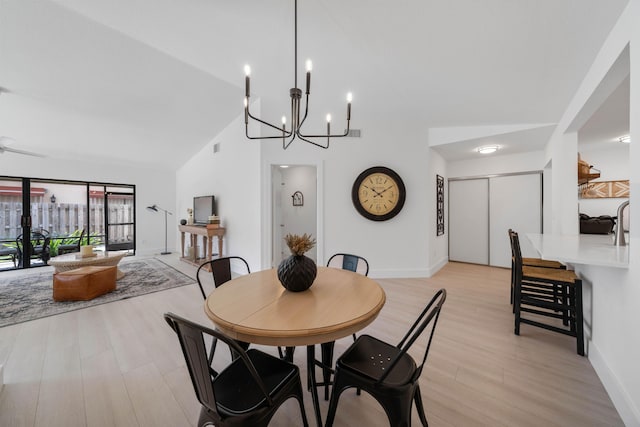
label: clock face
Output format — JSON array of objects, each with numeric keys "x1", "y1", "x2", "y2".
[{"x1": 352, "y1": 166, "x2": 406, "y2": 221}]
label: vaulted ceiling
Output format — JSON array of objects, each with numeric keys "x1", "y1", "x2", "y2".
[{"x1": 0, "y1": 0, "x2": 630, "y2": 168}]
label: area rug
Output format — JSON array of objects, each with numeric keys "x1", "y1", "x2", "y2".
[{"x1": 0, "y1": 257, "x2": 195, "y2": 328}]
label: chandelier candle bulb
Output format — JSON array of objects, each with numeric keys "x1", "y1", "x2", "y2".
[
  {"x1": 305, "y1": 59, "x2": 312, "y2": 94},
  {"x1": 244, "y1": 65, "x2": 251, "y2": 97}
]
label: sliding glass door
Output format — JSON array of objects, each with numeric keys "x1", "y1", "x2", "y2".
[
  {"x1": 0, "y1": 176, "x2": 136, "y2": 272},
  {"x1": 0, "y1": 177, "x2": 23, "y2": 271},
  {"x1": 105, "y1": 189, "x2": 135, "y2": 252}
]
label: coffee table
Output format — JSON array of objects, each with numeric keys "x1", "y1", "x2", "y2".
[{"x1": 49, "y1": 251, "x2": 128, "y2": 280}]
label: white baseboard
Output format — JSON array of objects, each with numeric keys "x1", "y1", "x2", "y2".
[
  {"x1": 426, "y1": 257, "x2": 449, "y2": 278},
  {"x1": 589, "y1": 341, "x2": 640, "y2": 427},
  {"x1": 368, "y1": 258, "x2": 449, "y2": 279}
]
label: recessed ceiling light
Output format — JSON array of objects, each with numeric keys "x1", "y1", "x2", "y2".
[
  {"x1": 477, "y1": 145, "x2": 499, "y2": 154},
  {"x1": 618, "y1": 135, "x2": 631, "y2": 144},
  {"x1": 280, "y1": 165, "x2": 290, "y2": 168}
]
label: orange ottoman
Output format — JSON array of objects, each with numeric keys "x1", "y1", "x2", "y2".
[{"x1": 53, "y1": 266, "x2": 117, "y2": 301}]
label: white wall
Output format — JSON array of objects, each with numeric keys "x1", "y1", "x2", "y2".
[
  {"x1": 259, "y1": 114, "x2": 432, "y2": 278},
  {"x1": 0, "y1": 155, "x2": 175, "y2": 256},
  {"x1": 175, "y1": 108, "x2": 262, "y2": 271},
  {"x1": 546, "y1": 2, "x2": 640, "y2": 424},
  {"x1": 427, "y1": 149, "x2": 448, "y2": 275}
]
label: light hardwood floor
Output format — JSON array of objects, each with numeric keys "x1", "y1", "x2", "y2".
[{"x1": 0, "y1": 258, "x2": 623, "y2": 426}]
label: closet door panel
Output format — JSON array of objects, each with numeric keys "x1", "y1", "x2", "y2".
[
  {"x1": 449, "y1": 179, "x2": 489, "y2": 264},
  {"x1": 489, "y1": 174, "x2": 542, "y2": 267}
]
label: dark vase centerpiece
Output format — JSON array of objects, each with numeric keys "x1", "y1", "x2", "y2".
[{"x1": 277, "y1": 233, "x2": 317, "y2": 292}]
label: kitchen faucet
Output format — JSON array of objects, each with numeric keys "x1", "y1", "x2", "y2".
[{"x1": 614, "y1": 200, "x2": 630, "y2": 246}]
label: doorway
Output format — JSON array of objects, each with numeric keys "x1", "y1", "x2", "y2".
[{"x1": 271, "y1": 165, "x2": 318, "y2": 267}]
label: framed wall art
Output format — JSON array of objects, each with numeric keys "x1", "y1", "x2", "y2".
[
  {"x1": 292, "y1": 191, "x2": 304, "y2": 206},
  {"x1": 436, "y1": 174, "x2": 445, "y2": 236}
]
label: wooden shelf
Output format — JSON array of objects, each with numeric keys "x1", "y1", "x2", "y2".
[{"x1": 578, "y1": 173, "x2": 600, "y2": 185}]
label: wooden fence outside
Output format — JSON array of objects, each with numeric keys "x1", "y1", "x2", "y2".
[{"x1": 0, "y1": 200, "x2": 133, "y2": 244}]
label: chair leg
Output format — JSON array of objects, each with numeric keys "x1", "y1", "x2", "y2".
[
  {"x1": 321, "y1": 341, "x2": 335, "y2": 401},
  {"x1": 294, "y1": 375, "x2": 310, "y2": 427},
  {"x1": 514, "y1": 280, "x2": 522, "y2": 336},
  {"x1": 414, "y1": 385, "x2": 429, "y2": 427},
  {"x1": 377, "y1": 394, "x2": 413, "y2": 427},
  {"x1": 325, "y1": 370, "x2": 347, "y2": 427}
]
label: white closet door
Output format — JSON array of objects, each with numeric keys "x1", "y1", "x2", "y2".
[
  {"x1": 489, "y1": 174, "x2": 541, "y2": 267},
  {"x1": 449, "y1": 179, "x2": 489, "y2": 264}
]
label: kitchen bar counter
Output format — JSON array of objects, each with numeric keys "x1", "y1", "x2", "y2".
[{"x1": 526, "y1": 233, "x2": 629, "y2": 268}]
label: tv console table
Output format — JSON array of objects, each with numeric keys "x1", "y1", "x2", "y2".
[{"x1": 178, "y1": 224, "x2": 225, "y2": 267}]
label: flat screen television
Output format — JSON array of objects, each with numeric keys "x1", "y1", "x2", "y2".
[{"x1": 193, "y1": 195, "x2": 216, "y2": 225}]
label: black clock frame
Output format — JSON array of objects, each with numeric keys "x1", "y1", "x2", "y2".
[{"x1": 351, "y1": 166, "x2": 406, "y2": 221}]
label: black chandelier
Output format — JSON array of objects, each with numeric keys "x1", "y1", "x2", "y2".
[{"x1": 243, "y1": 0, "x2": 352, "y2": 150}]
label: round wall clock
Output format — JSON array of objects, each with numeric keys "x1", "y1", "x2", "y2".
[{"x1": 352, "y1": 166, "x2": 406, "y2": 221}]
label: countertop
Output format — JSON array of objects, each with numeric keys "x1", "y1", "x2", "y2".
[{"x1": 526, "y1": 233, "x2": 629, "y2": 269}]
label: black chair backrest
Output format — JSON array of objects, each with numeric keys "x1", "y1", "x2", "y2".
[
  {"x1": 16, "y1": 230, "x2": 50, "y2": 257},
  {"x1": 378, "y1": 288, "x2": 447, "y2": 384},
  {"x1": 164, "y1": 312, "x2": 272, "y2": 413},
  {"x1": 73, "y1": 229, "x2": 86, "y2": 249},
  {"x1": 327, "y1": 253, "x2": 369, "y2": 276},
  {"x1": 196, "y1": 256, "x2": 250, "y2": 300},
  {"x1": 510, "y1": 231, "x2": 524, "y2": 267}
]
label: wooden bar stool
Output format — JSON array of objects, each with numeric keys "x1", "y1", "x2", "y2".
[
  {"x1": 508, "y1": 229, "x2": 565, "y2": 306},
  {"x1": 511, "y1": 231, "x2": 584, "y2": 356}
]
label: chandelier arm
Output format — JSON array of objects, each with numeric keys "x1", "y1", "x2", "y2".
[
  {"x1": 247, "y1": 110, "x2": 293, "y2": 135},
  {"x1": 296, "y1": 133, "x2": 329, "y2": 149},
  {"x1": 283, "y1": 133, "x2": 298, "y2": 150},
  {"x1": 298, "y1": 122, "x2": 350, "y2": 138},
  {"x1": 297, "y1": 92, "x2": 310, "y2": 130}
]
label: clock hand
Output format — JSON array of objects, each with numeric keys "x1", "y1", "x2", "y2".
[
  {"x1": 379, "y1": 185, "x2": 394, "y2": 194},
  {"x1": 364, "y1": 185, "x2": 383, "y2": 197}
]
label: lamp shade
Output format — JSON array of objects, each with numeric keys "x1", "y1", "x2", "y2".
[{"x1": 146, "y1": 205, "x2": 158, "y2": 212}]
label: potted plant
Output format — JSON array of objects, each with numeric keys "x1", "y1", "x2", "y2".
[{"x1": 277, "y1": 233, "x2": 317, "y2": 292}]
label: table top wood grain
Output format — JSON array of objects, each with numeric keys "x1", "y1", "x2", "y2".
[{"x1": 204, "y1": 266, "x2": 386, "y2": 347}]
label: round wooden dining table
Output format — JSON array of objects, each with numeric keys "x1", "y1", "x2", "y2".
[{"x1": 204, "y1": 266, "x2": 386, "y2": 426}]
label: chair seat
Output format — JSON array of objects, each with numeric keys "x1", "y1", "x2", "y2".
[
  {"x1": 338, "y1": 335, "x2": 417, "y2": 387},
  {"x1": 215, "y1": 349, "x2": 298, "y2": 415},
  {"x1": 522, "y1": 258, "x2": 564, "y2": 269},
  {"x1": 522, "y1": 265, "x2": 578, "y2": 283}
]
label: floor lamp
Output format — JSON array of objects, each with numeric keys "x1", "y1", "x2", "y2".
[{"x1": 146, "y1": 204, "x2": 172, "y2": 255}]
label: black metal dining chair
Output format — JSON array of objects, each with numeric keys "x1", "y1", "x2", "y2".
[
  {"x1": 196, "y1": 256, "x2": 251, "y2": 298},
  {"x1": 196, "y1": 256, "x2": 251, "y2": 362},
  {"x1": 164, "y1": 312, "x2": 309, "y2": 427},
  {"x1": 325, "y1": 288, "x2": 447, "y2": 427},
  {"x1": 327, "y1": 253, "x2": 369, "y2": 276}
]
